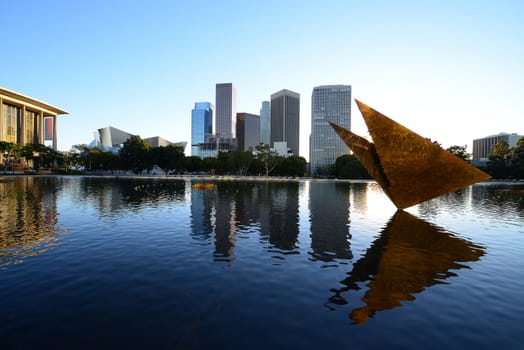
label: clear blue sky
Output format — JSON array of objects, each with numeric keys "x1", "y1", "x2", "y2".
[{"x1": 1, "y1": 0, "x2": 523, "y2": 159}]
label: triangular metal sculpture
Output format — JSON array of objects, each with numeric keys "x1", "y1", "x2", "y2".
[{"x1": 330, "y1": 100, "x2": 491, "y2": 209}]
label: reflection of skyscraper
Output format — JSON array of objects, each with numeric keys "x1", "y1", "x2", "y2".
[
  {"x1": 233, "y1": 182, "x2": 261, "y2": 229},
  {"x1": 310, "y1": 85, "x2": 351, "y2": 175},
  {"x1": 350, "y1": 182, "x2": 369, "y2": 213},
  {"x1": 309, "y1": 182, "x2": 352, "y2": 263},
  {"x1": 267, "y1": 182, "x2": 300, "y2": 251},
  {"x1": 190, "y1": 187, "x2": 215, "y2": 240},
  {"x1": 213, "y1": 183, "x2": 237, "y2": 261}
]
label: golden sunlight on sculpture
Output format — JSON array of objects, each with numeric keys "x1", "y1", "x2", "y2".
[{"x1": 330, "y1": 100, "x2": 491, "y2": 209}]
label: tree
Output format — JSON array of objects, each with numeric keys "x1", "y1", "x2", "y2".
[
  {"x1": 0, "y1": 141, "x2": 22, "y2": 173},
  {"x1": 273, "y1": 155, "x2": 306, "y2": 177},
  {"x1": 487, "y1": 140, "x2": 513, "y2": 179},
  {"x1": 22, "y1": 143, "x2": 62, "y2": 170},
  {"x1": 511, "y1": 137, "x2": 524, "y2": 178},
  {"x1": 446, "y1": 145, "x2": 471, "y2": 162},
  {"x1": 334, "y1": 154, "x2": 371, "y2": 179},
  {"x1": 152, "y1": 145, "x2": 185, "y2": 174},
  {"x1": 227, "y1": 150, "x2": 253, "y2": 175},
  {"x1": 184, "y1": 156, "x2": 203, "y2": 173},
  {"x1": 202, "y1": 157, "x2": 218, "y2": 175},
  {"x1": 120, "y1": 136, "x2": 150, "y2": 174},
  {"x1": 255, "y1": 144, "x2": 278, "y2": 176}
]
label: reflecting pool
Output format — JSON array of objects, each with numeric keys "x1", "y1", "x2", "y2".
[{"x1": 0, "y1": 176, "x2": 523, "y2": 349}]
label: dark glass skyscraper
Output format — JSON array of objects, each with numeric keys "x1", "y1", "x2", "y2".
[
  {"x1": 236, "y1": 112, "x2": 260, "y2": 151},
  {"x1": 191, "y1": 102, "x2": 213, "y2": 157},
  {"x1": 270, "y1": 89, "x2": 300, "y2": 156}
]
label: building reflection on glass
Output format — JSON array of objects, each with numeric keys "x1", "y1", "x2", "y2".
[
  {"x1": 309, "y1": 182, "x2": 352, "y2": 264},
  {"x1": 0, "y1": 177, "x2": 60, "y2": 267},
  {"x1": 329, "y1": 210, "x2": 485, "y2": 324}
]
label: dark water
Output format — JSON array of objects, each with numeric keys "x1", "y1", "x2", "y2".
[{"x1": 0, "y1": 176, "x2": 523, "y2": 349}]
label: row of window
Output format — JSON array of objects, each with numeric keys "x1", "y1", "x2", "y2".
[{"x1": 0, "y1": 103, "x2": 53, "y2": 145}]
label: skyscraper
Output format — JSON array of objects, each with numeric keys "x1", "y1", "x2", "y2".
[
  {"x1": 260, "y1": 101, "x2": 270, "y2": 145},
  {"x1": 270, "y1": 89, "x2": 300, "y2": 156},
  {"x1": 310, "y1": 85, "x2": 351, "y2": 175},
  {"x1": 215, "y1": 83, "x2": 237, "y2": 139},
  {"x1": 236, "y1": 113, "x2": 260, "y2": 151},
  {"x1": 191, "y1": 102, "x2": 213, "y2": 157}
]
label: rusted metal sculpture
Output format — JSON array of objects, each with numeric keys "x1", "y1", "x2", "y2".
[{"x1": 330, "y1": 100, "x2": 491, "y2": 209}]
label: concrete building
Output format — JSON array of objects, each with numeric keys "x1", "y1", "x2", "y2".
[
  {"x1": 0, "y1": 86, "x2": 68, "y2": 153},
  {"x1": 260, "y1": 101, "x2": 270, "y2": 145},
  {"x1": 191, "y1": 102, "x2": 213, "y2": 157},
  {"x1": 236, "y1": 113, "x2": 260, "y2": 151},
  {"x1": 472, "y1": 132, "x2": 524, "y2": 161},
  {"x1": 270, "y1": 89, "x2": 300, "y2": 156},
  {"x1": 310, "y1": 85, "x2": 351, "y2": 175},
  {"x1": 215, "y1": 83, "x2": 237, "y2": 139}
]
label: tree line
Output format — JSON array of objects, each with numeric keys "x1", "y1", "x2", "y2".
[
  {"x1": 482, "y1": 138, "x2": 524, "y2": 179},
  {"x1": 83, "y1": 136, "x2": 307, "y2": 176},
  {"x1": 2, "y1": 136, "x2": 522, "y2": 179}
]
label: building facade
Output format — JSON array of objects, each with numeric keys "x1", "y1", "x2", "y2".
[
  {"x1": 215, "y1": 83, "x2": 237, "y2": 139},
  {"x1": 310, "y1": 85, "x2": 351, "y2": 175},
  {"x1": 92, "y1": 126, "x2": 186, "y2": 154},
  {"x1": 472, "y1": 132, "x2": 524, "y2": 161},
  {"x1": 191, "y1": 102, "x2": 214, "y2": 157},
  {"x1": 0, "y1": 86, "x2": 68, "y2": 153},
  {"x1": 270, "y1": 89, "x2": 300, "y2": 156},
  {"x1": 260, "y1": 101, "x2": 270, "y2": 145},
  {"x1": 236, "y1": 113, "x2": 260, "y2": 151}
]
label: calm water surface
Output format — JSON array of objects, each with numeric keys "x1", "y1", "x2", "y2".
[{"x1": 0, "y1": 176, "x2": 523, "y2": 349}]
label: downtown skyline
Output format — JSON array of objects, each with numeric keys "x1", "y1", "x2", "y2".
[{"x1": 1, "y1": 0, "x2": 522, "y2": 160}]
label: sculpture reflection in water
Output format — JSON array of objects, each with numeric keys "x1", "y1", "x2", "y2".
[
  {"x1": 0, "y1": 177, "x2": 60, "y2": 267},
  {"x1": 328, "y1": 210, "x2": 485, "y2": 324}
]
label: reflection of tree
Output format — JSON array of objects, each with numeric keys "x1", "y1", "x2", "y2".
[
  {"x1": 78, "y1": 178, "x2": 186, "y2": 214},
  {"x1": 329, "y1": 210, "x2": 485, "y2": 324},
  {"x1": 471, "y1": 185, "x2": 524, "y2": 217},
  {"x1": 0, "y1": 177, "x2": 60, "y2": 267},
  {"x1": 309, "y1": 182, "x2": 352, "y2": 263}
]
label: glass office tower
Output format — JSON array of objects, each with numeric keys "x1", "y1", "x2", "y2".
[
  {"x1": 310, "y1": 85, "x2": 351, "y2": 176},
  {"x1": 191, "y1": 102, "x2": 213, "y2": 157}
]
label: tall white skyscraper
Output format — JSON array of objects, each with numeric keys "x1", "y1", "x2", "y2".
[
  {"x1": 260, "y1": 101, "x2": 270, "y2": 145},
  {"x1": 310, "y1": 85, "x2": 351, "y2": 175},
  {"x1": 215, "y1": 83, "x2": 237, "y2": 139}
]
